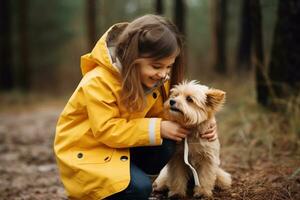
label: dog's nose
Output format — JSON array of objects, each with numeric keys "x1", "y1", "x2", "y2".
[{"x1": 169, "y1": 99, "x2": 176, "y2": 106}]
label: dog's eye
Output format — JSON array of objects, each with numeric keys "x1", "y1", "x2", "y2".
[
  {"x1": 186, "y1": 96, "x2": 193, "y2": 103},
  {"x1": 170, "y1": 93, "x2": 178, "y2": 98}
]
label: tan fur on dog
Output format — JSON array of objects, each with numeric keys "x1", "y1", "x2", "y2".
[{"x1": 153, "y1": 80, "x2": 231, "y2": 198}]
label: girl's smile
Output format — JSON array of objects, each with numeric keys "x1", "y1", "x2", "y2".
[{"x1": 138, "y1": 53, "x2": 177, "y2": 89}]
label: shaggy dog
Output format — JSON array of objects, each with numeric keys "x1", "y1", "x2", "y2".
[{"x1": 153, "y1": 80, "x2": 232, "y2": 198}]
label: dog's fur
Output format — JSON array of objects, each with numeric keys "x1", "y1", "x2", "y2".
[{"x1": 153, "y1": 80, "x2": 232, "y2": 198}]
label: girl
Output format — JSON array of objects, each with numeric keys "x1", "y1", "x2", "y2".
[{"x1": 54, "y1": 14, "x2": 217, "y2": 200}]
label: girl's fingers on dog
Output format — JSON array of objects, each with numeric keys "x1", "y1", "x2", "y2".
[
  {"x1": 203, "y1": 129, "x2": 214, "y2": 135},
  {"x1": 177, "y1": 133, "x2": 187, "y2": 139},
  {"x1": 202, "y1": 127, "x2": 215, "y2": 136},
  {"x1": 208, "y1": 134, "x2": 218, "y2": 142},
  {"x1": 201, "y1": 132, "x2": 215, "y2": 139},
  {"x1": 202, "y1": 127, "x2": 218, "y2": 140},
  {"x1": 206, "y1": 124, "x2": 216, "y2": 133},
  {"x1": 172, "y1": 136, "x2": 182, "y2": 142},
  {"x1": 178, "y1": 127, "x2": 190, "y2": 135},
  {"x1": 171, "y1": 131, "x2": 186, "y2": 141},
  {"x1": 203, "y1": 122, "x2": 217, "y2": 136},
  {"x1": 166, "y1": 135, "x2": 179, "y2": 141}
]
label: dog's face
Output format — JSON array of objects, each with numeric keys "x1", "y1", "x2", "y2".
[{"x1": 164, "y1": 80, "x2": 225, "y2": 127}]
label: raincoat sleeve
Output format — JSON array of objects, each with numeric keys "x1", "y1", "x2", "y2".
[{"x1": 82, "y1": 76, "x2": 162, "y2": 148}]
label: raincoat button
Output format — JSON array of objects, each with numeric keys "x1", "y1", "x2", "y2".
[
  {"x1": 120, "y1": 156, "x2": 128, "y2": 161},
  {"x1": 77, "y1": 153, "x2": 83, "y2": 159},
  {"x1": 104, "y1": 156, "x2": 110, "y2": 161},
  {"x1": 152, "y1": 92, "x2": 157, "y2": 99}
]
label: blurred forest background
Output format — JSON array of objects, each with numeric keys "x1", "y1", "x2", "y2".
[{"x1": 0, "y1": 0, "x2": 299, "y2": 199}]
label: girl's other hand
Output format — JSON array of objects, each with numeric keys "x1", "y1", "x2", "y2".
[
  {"x1": 160, "y1": 121, "x2": 189, "y2": 142},
  {"x1": 201, "y1": 122, "x2": 218, "y2": 142}
]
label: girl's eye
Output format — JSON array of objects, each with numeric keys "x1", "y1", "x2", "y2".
[
  {"x1": 152, "y1": 65, "x2": 161, "y2": 69},
  {"x1": 186, "y1": 96, "x2": 193, "y2": 103}
]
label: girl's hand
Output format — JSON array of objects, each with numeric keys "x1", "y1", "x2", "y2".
[
  {"x1": 201, "y1": 122, "x2": 218, "y2": 142},
  {"x1": 160, "y1": 120, "x2": 189, "y2": 142}
]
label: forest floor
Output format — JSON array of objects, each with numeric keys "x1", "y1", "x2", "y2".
[{"x1": 0, "y1": 80, "x2": 299, "y2": 200}]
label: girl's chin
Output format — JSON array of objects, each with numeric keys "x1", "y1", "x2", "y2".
[
  {"x1": 143, "y1": 81, "x2": 157, "y2": 89},
  {"x1": 144, "y1": 84, "x2": 155, "y2": 89}
]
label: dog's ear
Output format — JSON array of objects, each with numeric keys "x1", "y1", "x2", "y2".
[{"x1": 206, "y1": 89, "x2": 226, "y2": 112}]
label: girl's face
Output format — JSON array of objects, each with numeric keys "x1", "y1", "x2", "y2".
[{"x1": 138, "y1": 53, "x2": 177, "y2": 89}]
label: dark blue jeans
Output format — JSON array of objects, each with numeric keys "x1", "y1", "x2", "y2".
[{"x1": 106, "y1": 139, "x2": 176, "y2": 200}]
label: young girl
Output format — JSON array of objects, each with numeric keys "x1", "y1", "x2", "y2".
[{"x1": 54, "y1": 14, "x2": 217, "y2": 200}]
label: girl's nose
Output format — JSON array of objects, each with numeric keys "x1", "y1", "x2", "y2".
[
  {"x1": 158, "y1": 72, "x2": 166, "y2": 78},
  {"x1": 158, "y1": 70, "x2": 169, "y2": 79}
]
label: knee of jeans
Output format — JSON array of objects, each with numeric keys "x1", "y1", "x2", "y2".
[
  {"x1": 163, "y1": 139, "x2": 176, "y2": 159},
  {"x1": 133, "y1": 178, "x2": 152, "y2": 199}
]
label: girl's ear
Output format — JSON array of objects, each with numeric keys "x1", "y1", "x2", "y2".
[{"x1": 206, "y1": 89, "x2": 226, "y2": 112}]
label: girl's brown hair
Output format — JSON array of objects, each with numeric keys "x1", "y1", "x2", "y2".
[{"x1": 116, "y1": 14, "x2": 184, "y2": 111}]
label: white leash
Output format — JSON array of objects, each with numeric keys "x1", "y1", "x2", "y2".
[{"x1": 184, "y1": 137, "x2": 200, "y2": 186}]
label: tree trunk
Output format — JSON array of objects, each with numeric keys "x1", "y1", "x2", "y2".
[
  {"x1": 173, "y1": 0, "x2": 187, "y2": 76},
  {"x1": 211, "y1": 0, "x2": 227, "y2": 74},
  {"x1": 174, "y1": 0, "x2": 186, "y2": 35},
  {"x1": 0, "y1": 0, "x2": 14, "y2": 90},
  {"x1": 236, "y1": 0, "x2": 252, "y2": 71},
  {"x1": 251, "y1": 0, "x2": 269, "y2": 106},
  {"x1": 18, "y1": 0, "x2": 30, "y2": 91},
  {"x1": 266, "y1": 0, "x2": 300, "y2": 107},
  {"x1": 156, "y1": 0, "x2": 164, "y2": 15},
  {"x1": 86, "y1": 0, "x2": 97, "y2": 50}
]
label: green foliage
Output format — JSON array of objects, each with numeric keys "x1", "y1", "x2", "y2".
[
  {"x1": 187, "y1": 0, "x2": 211, "y2": 55},
  {"x1": 28, "y1": 0, "x2": 78, "y2": 86},
  {"x1": 5, "y1": 0, "x2": 280, "y2": 92},
  {"x1": 98, "y1": 0, "x2": 154, "y2": 34},
  {"x1": 10, "y1": 0, "x2": 80, "y2": 90},
  {"x1": 260, "y1": 0, "x2": 278, "y2": 55}
]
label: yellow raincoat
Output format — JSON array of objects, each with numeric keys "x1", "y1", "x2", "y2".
[{"x1": 54, "y1": 23, "x2": 169, "y2": 199}]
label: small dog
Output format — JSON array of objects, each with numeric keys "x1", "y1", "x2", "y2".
[{"x1": 153, "y1": 80, "x2": 231, "y2": 198}]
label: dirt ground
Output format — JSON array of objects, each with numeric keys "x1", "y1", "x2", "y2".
[{"x1": 0, "y1": 102, "x2": 299, "y2": 200}]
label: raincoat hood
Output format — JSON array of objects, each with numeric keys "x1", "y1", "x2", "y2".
[
  {"x1": 80, "y1": 22, "x2": 170, "y2": 94},
  {"x1": 80, "y1": 23, "x2": 128, "y2": 76}
]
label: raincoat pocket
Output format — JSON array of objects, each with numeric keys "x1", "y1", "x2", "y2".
[
  {"x1": 73, "y1": 146, "x2": 114, "y2": 165},
  {"x1": 70, "y1": 147, "x2": 125, "y2": 199}
]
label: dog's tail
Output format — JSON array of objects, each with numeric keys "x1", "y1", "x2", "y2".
[{"x1": 216, "y1": 167, "x2": 232, "y2": 189}]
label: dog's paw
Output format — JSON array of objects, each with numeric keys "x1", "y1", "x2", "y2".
[
  {"x1": 168, "y1": 190, "x2": 186, "y2": 199},
  {"x1": 152, "y1": 182, "x2": 168, "y2": 192},
  {"x1": 216, "y1": 168, "x2": 232, "y2": 189},
  {"x1": 193, "y1": 186, "x2": 213, "y2": 198}
]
